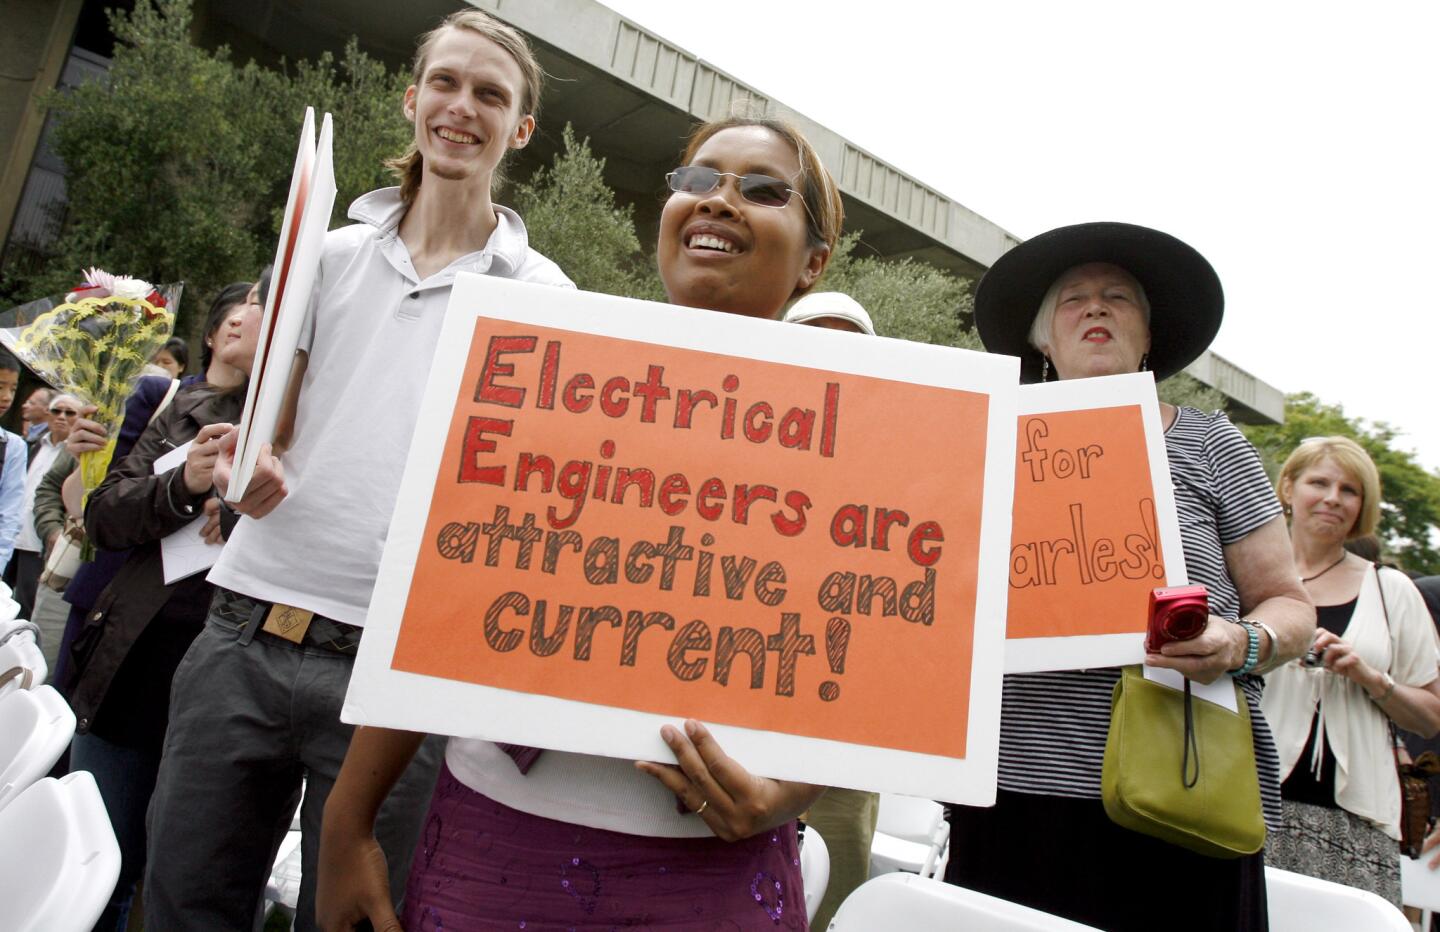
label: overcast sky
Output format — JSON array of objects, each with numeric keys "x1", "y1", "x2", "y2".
[{"x1": 600, "y1": 0, "x2": 1440, "y2": 471}]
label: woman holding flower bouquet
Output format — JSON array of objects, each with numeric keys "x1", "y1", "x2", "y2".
[
  {"x1": 66, "y1": 273, "x2": 266, "y2": 931},
  {"x1": 52, "y1": 280, "x2": 258, "y2": 690}
]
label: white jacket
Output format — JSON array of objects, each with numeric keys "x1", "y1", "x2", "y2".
[{"x1": 1262, "y1": 566, "x2": 1439, "y2": 837}]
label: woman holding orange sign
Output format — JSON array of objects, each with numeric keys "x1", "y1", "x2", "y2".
[
  {"x1": 319, "y1": 115, "x2": 844, "y2": 931},
  {"x1": 956, "y1": 223, "x2": 1315, "y2": 930}
]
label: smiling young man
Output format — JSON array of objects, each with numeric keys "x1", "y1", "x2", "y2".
[{"x1": 141, "y1": 11, "x2": 571, "y2": 930}]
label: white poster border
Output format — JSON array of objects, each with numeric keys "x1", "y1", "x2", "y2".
[
  {"x1": 230, "y1": 110, "x2": 337, "y2": 502},
  {"x1": 343, "y1": 273, "x2": 1019, "y2": 804}
]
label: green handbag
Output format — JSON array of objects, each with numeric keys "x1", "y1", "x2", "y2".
[{"x1": 1101, "y1": 665, "x2": 1266, "y2": 858}]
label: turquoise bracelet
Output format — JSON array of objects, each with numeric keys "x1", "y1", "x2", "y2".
[{"x1": 1230, "y1": 621, "x2": 1261, "y2": 676}]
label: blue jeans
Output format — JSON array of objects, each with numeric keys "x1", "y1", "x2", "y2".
[
  {"x1": 69, "y1": 732, "x2": 161, "y2": 932},
  {"x1": 143, "y1": 600, "x2": 443, "y2": 932}
]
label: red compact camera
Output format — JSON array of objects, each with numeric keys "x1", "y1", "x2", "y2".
[{"x1": 1146, "y1": 585, "x2": 1210, "y2": 652}]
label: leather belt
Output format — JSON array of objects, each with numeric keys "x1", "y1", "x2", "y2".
[{"x1": 212, "y1": 588, "x2": 363, "y2": 654}]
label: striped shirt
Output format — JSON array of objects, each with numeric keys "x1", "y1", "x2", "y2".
[{"x1": 997, "y1": 406, "x2": 1285, "y2": 829}]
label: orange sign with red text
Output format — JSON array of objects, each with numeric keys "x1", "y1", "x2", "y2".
[
  {"x1": 1008, "y1": 405, "x2": 1169, "y2": 638},
  {"x1": 1000, "y1": 378, "x2": 1186, "y2": 674},
  {"x1": 389, "y1": 319, "x2": 989, "y2": 759}
]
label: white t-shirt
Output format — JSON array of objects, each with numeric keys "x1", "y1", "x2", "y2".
[
  {"x1": 15, "y1": 436, "x2": 62, "y2": 553},
  {"x1": 207, "y1": 188, "x2": 572, "y2": 624},
  {"x1": 445, "y1": 741, "x2": 712, "y2": 838}
]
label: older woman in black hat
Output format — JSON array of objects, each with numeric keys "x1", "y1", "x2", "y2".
[{"x1": 951, "y1": 223, "x2": 1315, "y2": 931}]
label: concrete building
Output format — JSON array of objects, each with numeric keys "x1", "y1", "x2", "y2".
[{"x1": 1, "y1": 0, "x2": 1283, "y2": 422}]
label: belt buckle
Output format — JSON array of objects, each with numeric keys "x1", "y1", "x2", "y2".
[{"x1": 262, "y1": 604, "x2": 315, "y2": 644}]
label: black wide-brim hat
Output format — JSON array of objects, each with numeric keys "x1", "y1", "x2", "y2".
[{"x1": 973, "y1": 222, "x2": 1224, "y2": 383}]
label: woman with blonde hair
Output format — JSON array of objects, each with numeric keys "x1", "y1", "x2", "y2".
[{"x1": 1263, "y1": 435, "x2": 1440, "y2": 904}]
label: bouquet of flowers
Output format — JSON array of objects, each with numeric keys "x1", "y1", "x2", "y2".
[{"x1": 0, "y1": 268, "x2": 181, "y2": 505}]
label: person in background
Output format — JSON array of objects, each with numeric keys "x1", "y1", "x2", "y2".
[
  {"x1": 6, "y1": 392, "x2": 80, "y2": 625},
  {"x1": 68, "y1": 274, "x2": 266, "y2": 931},
  {"x1": 49, "y1": 282, "x2": 253, "y2": 688},
  {"x1": 1416, "y1": 576, "x2": 1440, "y2": 629},
  {"x1": 151, "y1": 336, "x2": 189, "y2": 378},
  {"x1": 0, "y1": 355, "x2": 27, "y2": 594},
  {"x1": 1344, "y1": 533, "x2": 1383, "y2": 564},
  {"x1": 782, "y1": 289, "x2": 878, "y2": 929},
  {"x1": 20, "y1": 385, "x2": 54, "y2": 447},
  {"x1": 1406, "y1": 572, "x2": 1440, "y2": 932},
  {"x1": 1264, "y1": 436, "x2": 1440, "y2": 906},
  {"x1": 190, "y1": 282, "x2": 253, "y2": 388},
  {"x1": 952, "y1": 221, "x2": 1314, "y2": 931},
  {"x1": 782, "y1": 290, "x2": 876, "y2": 335},
  {"x1": 9, "y1": 394, "x2": 78, "y2": 662}
]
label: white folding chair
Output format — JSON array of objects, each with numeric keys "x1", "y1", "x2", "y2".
[
  {"x1": 0, "y1": 626, "x2": 47, "y2": 697},
  {"x1": 868, "y1": 794, "x2": 950, "y2": 880},
  {"x1": 1401, "y1": 852, "x2": 1440, "y2": 929},
  {"x1": 0, "y1": 684, "x2": 75, "y2": 810},
  {"x1": 1265, "y1": 865, "x2": 1411, "y2": 932},
  {"x1": 262, "y1": 778, "x2": 307, "y2": 923},
  {"x1": 800, "y1": 824, "x2": 830, "y2": 925},
  {"x1": 0, "y1": 772, "x2": 121, "y2": 932},
  {"x1": 0, "y1": 596, "x2": 22, "y2": 623},
  {"x1": 262, "y1": 831, "x2": 303, "y2": 922},
  {"x1": 830, "y1": 872, "x2": 1101, "y2": 930},
  {"x1": 0, "y1": 618, "x2": 37, "y2": 645}
]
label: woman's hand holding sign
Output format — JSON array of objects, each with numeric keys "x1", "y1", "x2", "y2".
[{"x1": 636, "y1": 719, "x2": 825, "y2": 842}]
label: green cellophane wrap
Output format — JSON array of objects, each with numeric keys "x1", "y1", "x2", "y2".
[{"x1": 0, "y1": 285, "x2": 181, "y2": 537}]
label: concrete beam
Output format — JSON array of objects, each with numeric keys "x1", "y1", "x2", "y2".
[
  {"x1": 471, "y1": 0, "x2": 1020, "y2": 272},
  {"x1": 0, "y1": 0, "x2": 82, "y2": 252},
  {"x1": 1184, "y1": 350, "x2": 1285, "y2": 425}
]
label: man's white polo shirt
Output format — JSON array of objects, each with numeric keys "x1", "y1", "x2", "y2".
[{"x1": 208, "y1": 188, "x2": 573, "y2": 625}]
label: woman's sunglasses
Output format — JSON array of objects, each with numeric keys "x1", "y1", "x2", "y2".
[{"x1": 665, "y1": 165, "x2": 802, "y2": 209}]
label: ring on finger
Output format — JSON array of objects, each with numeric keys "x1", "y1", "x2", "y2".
[{"x1": 693, "y1": 799, "x2": 708, "y2": 816}]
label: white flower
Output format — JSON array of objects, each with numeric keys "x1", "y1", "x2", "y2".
[
  {"x1": 82, "y1": 267, "x2": 117, "y2": 294},
  {"x1": 110, "y1": 277, "x2": 153, "y2": 300}
]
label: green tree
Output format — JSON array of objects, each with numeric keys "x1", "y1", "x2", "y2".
[
  {"x1": 1243, "y1": 392, "x2": 1440, "y2": 573},
  {"x1": 820, "y1": 234, "x2": 981, "y2": 350},
  {"x1": 11, "y1": 0, "x2": 409, "y2": 335},
  {"x1": 512, "y1": 127, "x2": 664, "y2": 301},
  {"x1": 265, "y1": 40, "x2": 411, "y2": 231},
  {"x1": 1157, "y1": 372, "x2": 1227, "y2": 413}
]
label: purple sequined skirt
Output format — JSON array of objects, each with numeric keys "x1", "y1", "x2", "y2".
[{"x1": 402, "y1": 763, "x2": 808, "y2": 931}]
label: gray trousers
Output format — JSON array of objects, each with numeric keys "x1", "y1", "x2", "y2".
[
  {"x1": 143, "y1": 602, "x2": 443, "y2": 931},
  {"x1": 31, "y1": 583, "x2": 69, "y2": 680}
]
